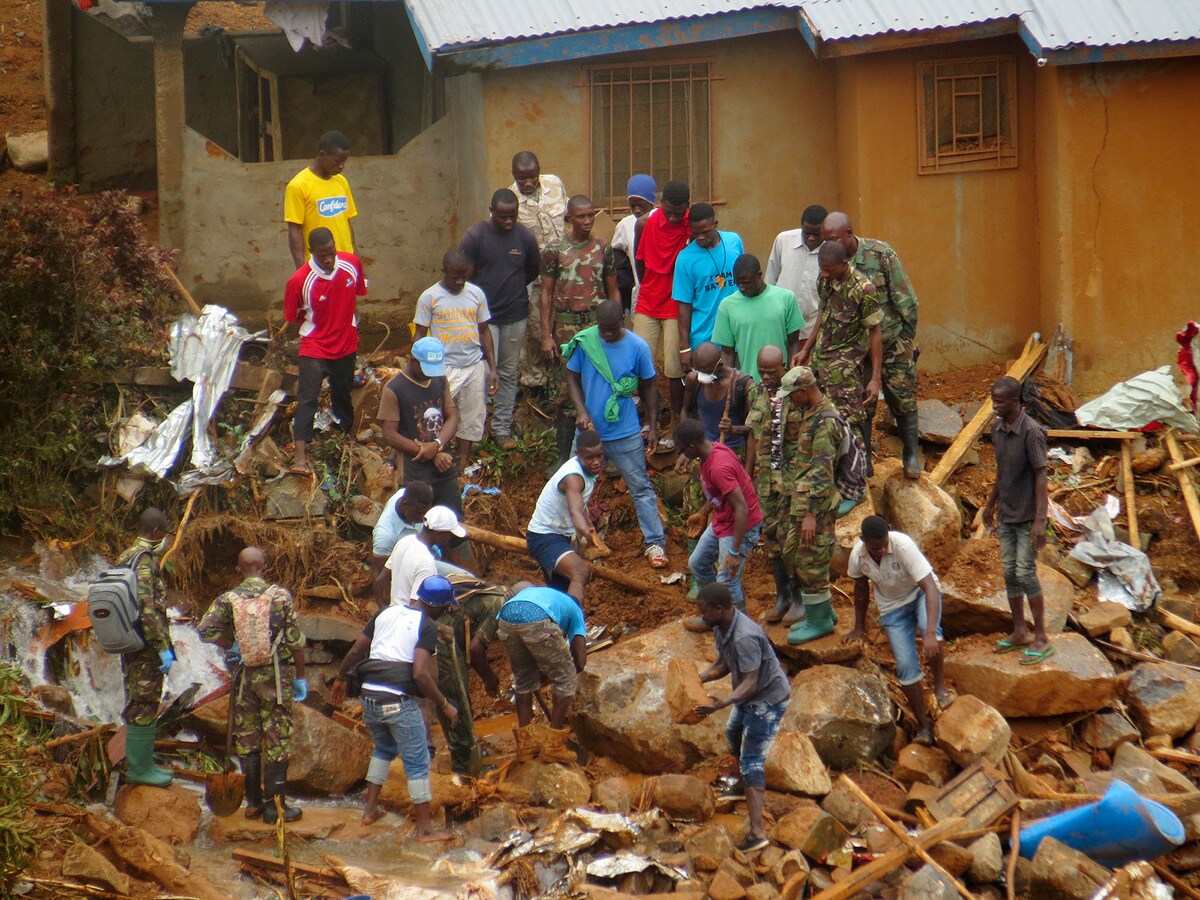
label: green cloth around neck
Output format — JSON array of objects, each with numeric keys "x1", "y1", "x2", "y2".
[{"x1": 561, "y1": 326, "x2": 639, "y2": 423}]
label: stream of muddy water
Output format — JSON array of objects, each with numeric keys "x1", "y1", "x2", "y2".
[{"x1": 0, "y1": 539, "x2": 494, "y2": 898}]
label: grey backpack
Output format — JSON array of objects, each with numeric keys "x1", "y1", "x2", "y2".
[{"x1": 87, "y1": 550, "x2": 150, "y2": 654}]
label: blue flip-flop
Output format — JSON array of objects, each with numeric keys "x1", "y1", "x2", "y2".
[
  {"x1": 994, "y1": 638, "x2": 1031, "y2": 654},
  {"x1": 1020, "y1": 645, "x2": 1057, "y2": 666}
]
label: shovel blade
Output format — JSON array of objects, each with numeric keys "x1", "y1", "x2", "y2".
[{"x1": 205, "y1": 770, "x2": 245, "y2": 817}]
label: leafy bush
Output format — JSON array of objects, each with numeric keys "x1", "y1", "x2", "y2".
[{"x1": 0, "y1": 190, "x2": 177, "y2": 531}]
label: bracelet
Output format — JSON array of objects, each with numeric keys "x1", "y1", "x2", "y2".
[
  {"x1": 434, "y1": 437, "x2": 444, "y2": 449},
  {"x1": 680, "y1": 347, "x2": 692, "y2": 353}
]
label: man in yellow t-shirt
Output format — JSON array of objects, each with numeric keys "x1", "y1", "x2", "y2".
[{"x1": 284, "y1": 131, "x2": 358, "y2": 269}]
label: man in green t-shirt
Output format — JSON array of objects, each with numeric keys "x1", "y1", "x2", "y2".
[{"x1": 711, "y1": 255, "x2": 804, "y2": 382}]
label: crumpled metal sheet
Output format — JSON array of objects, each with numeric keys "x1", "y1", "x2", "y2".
[
  {"x1": 169, "y1": 305, "x2": 262, "y2": 472},
  {"x1": 233, "y1": 389, "x2": 287, "y2": 474},
  {"x1": 99, "y1": 400, "x2": 194, "y2": 478},
  {"x1": 584, "y1": 849, "x2": 686, "y2": 880},
  {"x1": 1069, "y1": 507, "x2": 1161, "y2": 611},
  {"x1": 1076, "y1": 366, "x2": 1198, "y2": 432}
]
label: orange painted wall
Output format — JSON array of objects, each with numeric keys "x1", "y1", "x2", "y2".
[
  {"x1": 1035, "y1": 58, "x2": 1200, "y2": 396},
  {"x1": 477, "y1": 31, "x2": 839, "y2": 262}
]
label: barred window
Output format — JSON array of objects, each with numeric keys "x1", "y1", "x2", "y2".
[
  {"x1": 918, "y1": 57, "x2": 1017, "y2": 174},
  {"x1": 588, "y1": 62, "x2": 713, "y2": 213}
]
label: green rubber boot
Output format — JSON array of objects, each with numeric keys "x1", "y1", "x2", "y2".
[
  {"x1": 787, "y1": 591, "x2": 836, "y2": 645},
  {"x1": 124, "y1": 723, "x2": 174, "y2": 787}
]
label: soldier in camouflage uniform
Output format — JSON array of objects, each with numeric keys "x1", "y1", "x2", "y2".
[
  {"x1": 777, "y1": 367, "x2": 845, "y2": 646},
  {"x1": 797, "y1": 240, "x2": 883, "y2": 472},
  {"x1": 199, "y1": 546, "x2": 307, "y2": 823},
  {"x1": 824, "y1": 211, "x2": 922, "y2": 478},
  {"x1": 428, "y1": 568, "x2": 505, "y2": 776},
  {"x1": 540, "y1": 194, "x2": 620, "y2": 467},
  {"x1": 117, "y1": 507, "x2": 175, "y2": 787}
]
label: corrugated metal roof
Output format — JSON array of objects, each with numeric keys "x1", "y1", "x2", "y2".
[{"x1": 405, "y1": 0, "x2": 1200, "y2": 57}]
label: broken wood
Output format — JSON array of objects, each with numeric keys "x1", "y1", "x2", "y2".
[
  {"x1": 464, "y1": 524, "x2": 649, "y2": 594},
  {"x1": 96, "y1": 363, "x2": 295, "y2": 394},
  {"x1": 927, "y1": 760, "x2": 1019, "y2": 830},
  {"x1": 162, "y1": 263, "x2": 204, "y2": 316},
  {"x1": 930, "y1": 336, "x2": 1047, "y2": 486},
  {"x1": 45, "y1": 724, "x2": 115, "y2": 749},
  {"x1": 1045, "y1": 429, "x2": 1141, "y2": 440},
  {"x1": 809, "y1": 816, "x2": 970, "y2": 900},
  {"x1": 1149, "y1": 747, "x2": 1200, "y2": 767},
  {"x1": 1168, "y1": 455, "x2": 1200, "y2": 473},
  {"x1": 1151, "y1": 861, "x2": 1200, "y2": 900},
  {"x1": 1166, "y1": 431, "x2": 1200, "y2": 545},
  {"x1": 1120, "y1": 441, "x2": 1140, "y2": 548},
  {"x1": 160, "y1": 486, "x2": 202, "y2": 572},
  {"x1": 1160, "y1": 608, "x2": 1200, "y2": 642},
  {"x1": 836, "y1": 775, "x2": 975, "y2": 900},
  {"x1": 232, "y1": 849, "x2": 347, "y2": 888},
  {"x1": 1006, "y1": 810, "x2": 1020, "y2": 900}
]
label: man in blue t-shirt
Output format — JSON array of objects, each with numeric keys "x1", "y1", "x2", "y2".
[
  {"x1": 565, "y1": 301, "x2": 669, "y2": 569},
  {"x1": 497, "y1": 582, "x2": 588, "y2": 732},
  {"x1": 675, "y1": 203, "x2": 744, "y2": 372}
]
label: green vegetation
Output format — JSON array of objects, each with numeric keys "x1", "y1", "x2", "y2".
[{"x1": 0, "y1": 667, "x2": 39, "y2": 892}]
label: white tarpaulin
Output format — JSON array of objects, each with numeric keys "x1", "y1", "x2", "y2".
[
  {"x1": 1076, "y1": 366, "x2": 1198, "y2": 432},
  {"x1": 1069, "y1": 507, "x2": 1161, "y2": 612}
]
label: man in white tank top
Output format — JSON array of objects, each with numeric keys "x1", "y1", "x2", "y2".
[{"x1": 525, "y1": 429, "x2": 606, "y2": 604}]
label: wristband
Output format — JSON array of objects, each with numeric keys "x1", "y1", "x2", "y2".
[
  {"x1": 434, "y1": 437, "x2": 444, "y2": 449},
  {"x1": 680, "y1": 347, "x2": 692, "y2": 353}
]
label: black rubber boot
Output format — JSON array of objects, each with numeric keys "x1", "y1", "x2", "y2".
[
  {"x1": 241, "y1": 753, "x2": 264, "y2": 819},
  {"x1": 764, "y1": 558, "x2": 792, "y2": 624},
  {"x1": 261, "y1": 760, "x2": 302, "y2": 824},
  {"x1": 897, "y1": 412, "x2": 922, "y2": 479},
  {"x1": 860, "y1": 417, "x2": 874, "y2": 478},
  {"x1": 552, "y1": 413, "x2": 575, "y2": 470}
]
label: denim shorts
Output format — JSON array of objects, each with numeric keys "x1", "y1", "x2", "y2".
[
  {"x1": 726, "y1": 699, "x2": 789, "y2": 789},
  {"x1": 878, "y1": 589, "x2": 943, "y2": 686},
  {"x1": 361, "y1": 693, "x2": 431, "y2": 803}
]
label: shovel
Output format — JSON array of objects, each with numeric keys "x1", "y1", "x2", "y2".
[{"x1": 204, "y1": 668, "x2": 245, "y2": 816}]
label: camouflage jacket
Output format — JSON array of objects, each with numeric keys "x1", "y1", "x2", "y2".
[
  {"x1": 785, "y1": 396, "x2": 843, "y2": 517},
  {"x1": 115, "y1": 537, "x2": 171, "y2": 652},
  {"x1": 431, "y1": 583, "x2": 504, "y2": 657},
  {"x1": 198, "y1": 576, "x2": 305, "y2": 665},
  {"x1": 815, "y1": 268, "x2": 883, "y2": 369},
  {"x1": 542, "y1": 236, "x2": 616, "y2": 315},
  {"x1": 852, "y1": 237, "x2": 918, "y2": 344},
  {"x1": 745, "y1": 382, "x2": 803, "y2": 479}
]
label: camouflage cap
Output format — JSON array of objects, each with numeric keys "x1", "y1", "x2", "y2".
[{"x1": 779, "y1": 366, "x2": 818, "y2": 392}]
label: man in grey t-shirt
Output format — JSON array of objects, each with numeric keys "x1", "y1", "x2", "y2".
[{"x1": 693, "y1": 583, "x2": 790, "y2": 854}]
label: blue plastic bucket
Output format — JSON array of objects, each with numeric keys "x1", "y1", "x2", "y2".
[{"x1": 1019, "y1": 778, "x2": 1185, "y2": 868}]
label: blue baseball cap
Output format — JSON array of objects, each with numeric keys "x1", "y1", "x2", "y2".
[
  {"x1": 416, "y1": 575, "x2": 457, "y2": 607},
  {"x1": 626, "y1": 174, "x2": 656, "y2": 204},
  {"x1": 411, "y1": 336, "x2": 446, "y2": 376}
]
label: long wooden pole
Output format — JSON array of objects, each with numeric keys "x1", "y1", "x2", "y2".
[
  {"x1": 162, "y1": 263, "x2": 204, "y2": 316},
  {"x1": 464, "y1": 524, "x2": 648, "y2": 594},
  {"x1": 1165, "y1": 431, "x2": 1200, "y2": 545},
  {"x1": 836, "y1": 775, "x2": 975, "y2": 900},
  {"x1": 1006, "y1": 810, "x2": 1021, "y2": 900},
  {"x1": 1120, "y1": 441, "x2": 1140, "y2": 549}
]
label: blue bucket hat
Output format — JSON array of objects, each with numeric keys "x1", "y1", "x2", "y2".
[{"x1": 626, "y1": 174, "x2": 656, "y2": 204}]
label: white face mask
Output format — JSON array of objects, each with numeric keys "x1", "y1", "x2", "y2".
[{"x1": 696, "y1": 370, "x2": 718, "y2": 384}]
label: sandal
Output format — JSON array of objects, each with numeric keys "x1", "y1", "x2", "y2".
[
  {"x1": 1020, "y1": 645, "x2": 1057, "y2": 666},
  {"x1": 994, "y1": 637, "x2": 1031, "y2": 654},
  {"x1": 935, "y1": 689, "x2": 958, "y2": 711}
]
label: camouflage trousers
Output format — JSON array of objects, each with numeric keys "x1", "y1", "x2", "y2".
[
  {"x1": 754, "y1": 469, "x2": 787, "y2": 560},
  {"x1": 781, "y1": 510, "x2": 836, "y2": 594},
  {"x1": 519, "y1": 286, "x2": 550, "y2": 388},
  {"x1": 122, "y1": 648, "x2": 166, "y2": 727},
  {"x1": 233, "y1": 663, "x2": 295, "y2": 763},
  {"x1": 548, "y1": 310, "x2": 599, "y2": 412},
  {"x1": 434, "y1": 640, "x2": 482, "y2": 776},
  {"x1": 814, "y1": 353, "x2": 870, "y2": 433},
  {"x1": 879, "y1": 333, "x2": 918, "y2": 417}
]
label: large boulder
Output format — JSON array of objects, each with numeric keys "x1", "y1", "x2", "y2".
[
  {"x1": 1125, "y1": 663, "x2": 1200, "y2": 739},
  {"x1": 62, "y1": 841, "x2": 129, "y2": 894},
  {"x1": 943, "y1": 633, "x2": 1116, "y2": 717},
  {"x1": 1029, "y1": 837, "x2": 1111, "y2": 899},
  {"x1": 765, "y1": 732, "x2": 833, "y2": 796},
  {"x1": 782, "y1": 666, "x2": 894, "y2": 770},
  {"x1": 114, "y1": 783, "x2": 200, "y2": 845},
  {"x1": 648, "y1": 774, "x2": 715, "y2": 821},
  {"x1": 935, "y1": 695, "x2": 1010, "y2": 766},
  {"x1": 497, "y1": 761, "x2": 591, "y2": 808},
  {"x1": 833, "y1": 459, "x2": 962, "y2": 578},
  {"x1": 571, "y1": 621, "x2": 728, "y2": 772},
  {"x1": 940, "y1": 539, "x2": 1073, "y2": 637},
  {"x1": 188, "y1": 698, "x2": 372, "y2": 793},
  {"x1": 915, "y1": 400, "x2": 964, "y2": 445}
]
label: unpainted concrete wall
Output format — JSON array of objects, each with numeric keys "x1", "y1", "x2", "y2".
[
  {"x1": 833, "y1": 36, "x2": 1042, "y2": 374},
  {"x1": 176, "y1": 118, "x2": 457, "y2": 326},
  {"x1": 475, "y1": 31, "x2": 840, "y2": 259},
  {"x1": 1035, "y1": 58, "x2": 1200, "y2": 396}
]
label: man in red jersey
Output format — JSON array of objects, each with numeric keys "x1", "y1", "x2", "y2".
[{"x1": 282, "y1": 226, "x2": 367, "y2": 474}]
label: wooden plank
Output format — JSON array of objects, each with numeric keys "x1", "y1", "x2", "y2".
[
  {"x1": 1161, "y1": 609, "x2": 1200, "y2": 642},
  {"x1": 1166, "y1": 431, "x2": 1200, "y2": 545},
  {"x1": 930, "y1": 338, "x2": 1047, "y2": 487},
  {"x1": 926, "y1": 760, "x2": 1018, "y2": 830},
  {"x1": 231, "y1": 849, "x2": 346, "y2": 886},
  {"x1": 809, "y1": 817, "x2": 970, "y2": 900},
  {"x1": 1046, "y1": 429, "x2": 1141, "y2": 440},
  {"x1": 1121, "y1": 441, "x2": 1140, "y2": 548},
  {"x1": 1168, "y1": 455, "x2": 1200, "y2": 473}
]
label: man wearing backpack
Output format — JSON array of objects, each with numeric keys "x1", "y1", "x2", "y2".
[
  {"x1": 199, "y1": 547, "x2": 307, "y2": 823},
  {"x1": 778, "y1": 367, "x2": 845, "y2": 646},
  {"x1": 116, "y1": 507, "x2": 176, "y2": 787}
]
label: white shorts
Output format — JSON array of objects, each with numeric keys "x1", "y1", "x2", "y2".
[{"x1": 447, "y1": 358, "x2": 488, "y2": 442}]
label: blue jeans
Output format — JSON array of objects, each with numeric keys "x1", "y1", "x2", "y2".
[
  {"x1": 998, "y1": 521, "x2": 1042, "y2": 598},
  {"x1": 878, "y1": 589, "x2": 944, "y2": 686},
  {"x1": 602, "y1": 433, "x2": 666, "y2": 550},
  {"x1": 689, "y1": 521, "x2": 763, "y2": 603},
  {"x1": 726, "y1": 699, "x2": 789, "y2": 789},
  {"x1": 361, "y1": 694, "x2": 431, "y2": 803}
]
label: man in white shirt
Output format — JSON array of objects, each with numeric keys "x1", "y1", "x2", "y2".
[
  {"x1": 370, "y1": 481, "x2": 434, "y2": 605},
  {"x1": 765, "y1": 204, "x2": 826, "y2": 340},
  {"x1": 842, "y1": 515, "x2": 950, "y2": 745},
  {"x1": 380, "y1": 506, "x2": 467, "y2": 607}
]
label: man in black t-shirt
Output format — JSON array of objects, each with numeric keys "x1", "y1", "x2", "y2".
[
  {"x1": 378, "y1": 336, "x2": 461, "y2": 511},
  {"x1": 459, "y1": 189, "x2": 541, "y2": 449}
]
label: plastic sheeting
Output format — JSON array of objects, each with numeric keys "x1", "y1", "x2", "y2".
[
  {"x1": 100, "y1": 400, "x2": 194, "y2": 478},
  {"x1": 1069, "y1": 507, "x2": 1162, "y2": 612},
  {"x1": 1076, "y1": 366, "x2": 1198, "y2": 432}
]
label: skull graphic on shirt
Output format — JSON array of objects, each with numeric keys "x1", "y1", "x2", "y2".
[{"x1": 419, "y1": 406, "x2": 444, "y2": 443}]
